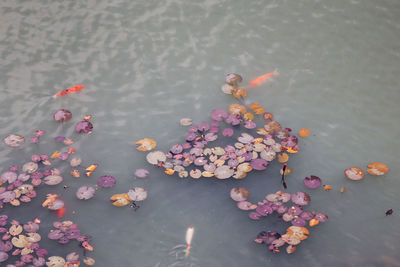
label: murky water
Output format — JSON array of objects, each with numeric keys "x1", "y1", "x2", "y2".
[{"x1": 1, "y1": 0, "x2": 400, "y2": 266}]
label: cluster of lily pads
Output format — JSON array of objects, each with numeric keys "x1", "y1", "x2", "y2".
[
  {"x1": 47, "y1": 220, "x2": 95, "y2": 266},
  {"x1": 1, "y1": 109, "x2": 107, "y2": 265},
  {"x1": 0, "y1": 215, "x2": 94, "y2": 266},
  {"x1": 139, "y1": 75, "x2": 299, "y2": 180},
  {"x1": 110, "y1": 187, "x2": 148, "y2": 209},
  {"x1": 230, "y1": 188, "x2": 328, "y2": 254}
]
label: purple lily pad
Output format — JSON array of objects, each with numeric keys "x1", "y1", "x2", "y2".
[
  {"x1": 170, "y1": 144, "x2": 183, "y2": 154},
  {"x1": 210, "y1": 109, "x2": 228, "y2": 121},
  {"x1": 134, "y1": 169, "x2": 149, "y2": 178},
  {"x1": 23, "y1": 222, "x2": 39, "y2": 233},
  {"x1": 288, "y1": 205, "x2": 303, "y2": 216},
  {"x1": 1, "y1": 171, "x2": 17, "y2": 184},
  {"x1": 0, "y1": 251, "x2": 8, "y2": 263},
  {"x1": 48, "y1": 230, "x2": 64, "y2": 240},
  {"x1": 256, "y1": 204, "x2": 273, "y2": 216},
  {"x1": 97, "y1": 176, "x2": 116, "y2": 188},
  {"x1": 0, "y1": 191, "x2": 16, "y2": 202},
  {"x1": 249, "y1": 212, "x2": 261, "y2": 220},
  {"x1": 58, "y1": 152, "x2": 69, "y2": 160},
  {"x1": 254, "y1": 231, "x2": 281, "y2": 245},
  {"x1": 291, "y1": 192, "x2": 311, "y2": 206},
  {"x1": 222, "y1": 128, "x2": 234, "y2": 137},
  {"x1": 47, "y1": 199, "x2": 65, "y2": 210},
  {"x1": 314, "y1": 213, "x2": 328, "y2": 222},
  {"x1": 54, "y1": 136, "x2": 65, "y2": 143},
  {"x1": 66, "y1": 229, "x2": 81, "y2": 239},
  {"x1": 300, "y1": 211, "x2": 314, "y2": 221},
  {"x1": 75, "y1": 120, "x2": 93, "y2": 133},
  {"x1": 54, "y1": 109, "x2": 72, "y2": 122},
  {"x1": 30, "y1": 136, "x2": 40, "y2": 143},
  {"x1": 291, "y1": 217, "x2": 306, "y2": 227},
  {"x1": 304, "y1": 175, "x2": 322, "y2": 189},
  {"x1": 250, "y1": 159, "x2": 269, "y2": 171}
]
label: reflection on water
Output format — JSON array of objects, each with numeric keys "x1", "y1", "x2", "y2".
[{"x1": 1, "y1": 0, "x2": 400, "y2": 266}]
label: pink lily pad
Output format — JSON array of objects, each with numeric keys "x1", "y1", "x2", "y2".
[
  {"x1": 76, "y1": 186, "x2": 95, "y2": 200},
  {"x1": 127, "y1": 187, "x2": 147, "y2": 201}
]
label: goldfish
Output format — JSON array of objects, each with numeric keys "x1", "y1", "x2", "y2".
[
  {"x1": 185, "y1": 227, "x2": 194, "y2": 257},
  {"x1": 56, "y1": 207, "x2": 66, "y2": 218},
  {"x1": 53, "y1": 85, "x2": 84, "y2": 98},
  {"x1": 248, "y1": 71, "x2": 278, "y2": 87}
]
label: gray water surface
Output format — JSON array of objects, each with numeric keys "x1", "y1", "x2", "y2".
[{"x1": 1, "y1": 0, "x2": 400, "y2": 266}]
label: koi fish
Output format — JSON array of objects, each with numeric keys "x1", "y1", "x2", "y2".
[
  {"x1": 53, "y1": 85, "x2": 84, "y2": 98},
  {"x1": 185, "y1": 227, "x2": 194, "y2": 257},
  {"x1": 56, "y1": 207, "x2": 66, "y2": 218},
  {"x1": 248, "y1": 71, "x2": 278, "y2": 87},
  {"x1": 281, "y1": 164, "x2": 287, "y2": 189}
]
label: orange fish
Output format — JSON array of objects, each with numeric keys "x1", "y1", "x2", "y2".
[
  {"x1": 248, "y1": 71, "x2": 278, "y2": 87},
  {"x1": 56, "y1": 207, "x2": 66, "y2": 218},
  {"x1": 53, "y1": 85, "x2": 84, "y2": 98}
]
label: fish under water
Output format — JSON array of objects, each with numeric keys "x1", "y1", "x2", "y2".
[
  {"x1": 53, "y1": 85, "x2": 84, "y2": 98},
  {"x1": 185, "y1": 227, "x2": 194, "y2": 257},
  {"x1": 248, "y1": 71, "x2": 278, "y2": 87}
]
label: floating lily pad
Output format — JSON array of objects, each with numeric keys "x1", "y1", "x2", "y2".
[
  {"x1": 44, "y1": 175, "x2": 63, "y2": 185},
  {"x1": 127, "y1": 187, "x2": 147, "y2": 201},
  {"x1": 97, "y1": 176, "x2": 116, "y2": 188},
  {"x1": 4, "y1": 134, "x2": 25, "y2": 148},
  {"x1": 303, "y1": 175, "x2": 322, "y2": 189},
  {"x1": 76, "y1": 186, "x2": 95, "y2": 200},
  {"x1": 54, "y1": 109, "x2": 72, "y2": 122}
]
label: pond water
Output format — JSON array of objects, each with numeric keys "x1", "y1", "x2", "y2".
[{"x1": 1, "y1": 0, "x2": 400, "y2": 266}]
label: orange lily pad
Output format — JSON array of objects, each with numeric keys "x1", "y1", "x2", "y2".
[
  {"x1": 232, "y1": 87, "x2": 248, "y2": 99},
  {"x1": 253, "y1": 107, "x2": 266, "y2": 115},
  {"x1": 228, "y1": 104, "x2": 247, "y2": 115},
  {"x1": 243, "y1": 112, "x2": 254, "y2": 121},
  {"x1": 277, "y1": 153, "x2": 289, "y2": 163},
  {"x1": 366, "y1": 162, "x2": 389, "y2": 176},
  {"x1": 323, "y1": 185, "x2": 333, "y2": 191},
  {"x1": 285, "y1": 147, "x2": 298, "y2": 154},
  {"x1": 299, "y1": 128, "x2": 310, "y2": 138},
  {"x1": 110, "y1": 193, "x2": 130, "y2": 207},
  {"x1": 164, "y1": 168, "x2": 175, "y2": 175},
  {"x1": 249, "y1": 102, "x2": 261, "y2": 110},
  {"x1": 309, "y1": 218, "x2": 319, "y2": 227},
  {"x1": 136, "y1": 138, "x2": 157, "y2": 151},
  {"x1": 85, "y1": 164, "x2": 98, "y2": 177},
  {"x1": 51, "y1": 151, "x2": 61, "y2": 159}
]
